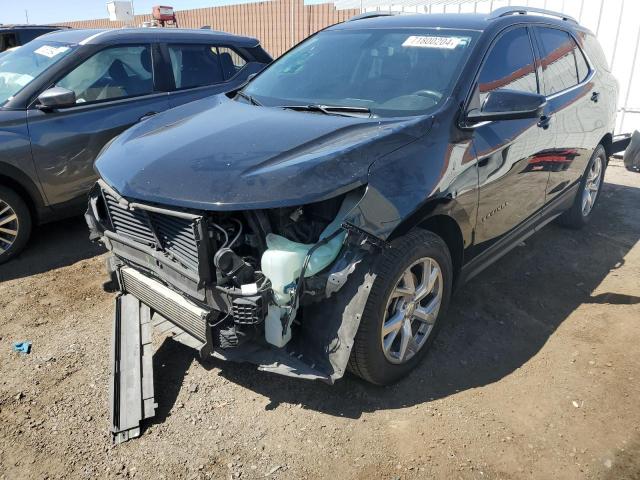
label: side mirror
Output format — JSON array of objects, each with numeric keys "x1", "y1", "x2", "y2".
[
  {"x1": 36, "y1": 87, "x2": 76, "y2": 110},
  {"x1": 466, "y1": 89, "x2": 546, "y2": 123}
]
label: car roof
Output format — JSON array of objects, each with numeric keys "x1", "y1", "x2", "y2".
[
  {"x1": 37, "y1": 27, "x2": 260, "y2": 48},
  {"x1": 0, "y1": 24, "x2": 69, "y2": 30},
  {"x1": 327, "y1": 11, "x2": 586, "y2": 33}
]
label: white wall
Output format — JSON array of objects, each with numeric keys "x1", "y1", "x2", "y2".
[{"x1": 350, "y1": 0, "x2": 640, "y2": 135}]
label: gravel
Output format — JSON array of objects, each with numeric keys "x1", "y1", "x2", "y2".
[{"x1": 0, "y1": 160, "x2": 639, "y2": 479}]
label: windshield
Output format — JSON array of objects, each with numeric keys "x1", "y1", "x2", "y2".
[
  {"x1": 0, "y1": 40, "x2": 77, "y2": 106},
  {"x1": 244, "y1": 28, "x2": 478, "y2": 118}
]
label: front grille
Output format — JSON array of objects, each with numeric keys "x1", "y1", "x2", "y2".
[
  {"x1": 121, "y1": 267, "x2": 209, "y2": 341},
  {"x1": 104, "y1": 192, "x2": 200, "y2": 269}
]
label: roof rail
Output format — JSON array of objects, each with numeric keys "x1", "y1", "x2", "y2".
[
  {"x1": 347, "y1": 11, "x2": 398, "y2": 22},
  {"x1": 489, "y1": 6, "x2": 578, "y2": 24}
]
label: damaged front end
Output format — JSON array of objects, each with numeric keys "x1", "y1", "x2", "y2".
[{"x1": 87, "y1": 179, "x2": 382, "y2": 385}]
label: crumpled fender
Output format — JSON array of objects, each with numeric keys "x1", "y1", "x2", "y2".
[{"x1": 344, "y1": 99, "x2": 477, "y2": 244}]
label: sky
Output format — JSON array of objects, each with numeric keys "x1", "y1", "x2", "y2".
[{"x1": 1, "y1": 0, "x2": 298, "y2": 25}]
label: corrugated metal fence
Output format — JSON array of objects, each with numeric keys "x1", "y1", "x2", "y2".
[{"x1": 58, "y1": 0, "x2": 359, "y2": 59}]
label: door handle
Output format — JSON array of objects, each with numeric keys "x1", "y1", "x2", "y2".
[
  {"x1": 139, "y1": 111, "x2": 157, "y2": 122},
  {"x1": 591, "y1": 91, "x2": 600, "y2": 103},
  {"x1": 537, "y1": 115, "x2": 552, "y2": 130}
]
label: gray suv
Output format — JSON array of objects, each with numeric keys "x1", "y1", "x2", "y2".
[{"x1": 0, "y1": 28, "x2": 271, "y2": 263}]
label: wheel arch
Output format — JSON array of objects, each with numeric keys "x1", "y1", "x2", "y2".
[
  {"x1": 386, "y1": 196, "x2": 469, "y2": 287},
  {"x1": 0, "y1": 164, "x2": 46, "y2": 224},
  {"x1": 415, "y1": 214, "x2": 464, "y2": 286},
  {"x1": 599, "y1": 133, "x2": 613, "y2": 161}
]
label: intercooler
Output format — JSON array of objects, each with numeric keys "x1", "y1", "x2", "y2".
[{"x1": 119, "y1": 267, "x2": 210, "y2": 342}]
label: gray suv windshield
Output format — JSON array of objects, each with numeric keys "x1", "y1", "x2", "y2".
[
  {"x1": 0, "y1": 40, "x2": 76, "y2": 106},
  {"x1": 244, "y1": 28, "x2": 478, "y2": 118}
]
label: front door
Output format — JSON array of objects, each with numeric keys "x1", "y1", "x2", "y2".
[
  {"x1": 468, "y1": 26, "x2": 554, "y2": 258},
  {"x1": 27, "y1": 44, "x2": 170, "y2": 209}
]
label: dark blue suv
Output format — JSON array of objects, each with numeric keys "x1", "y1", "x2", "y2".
[
  {"x1": 88, "y1": 9, "x2": 618, "y2": 389},
  {"x1": 0, "y1": 28, "x2": 271, "y2": 263}
]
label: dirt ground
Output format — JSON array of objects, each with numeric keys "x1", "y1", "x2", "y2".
[{"x1": 0, "y1": 159, "x2": 639, "y2": 480}]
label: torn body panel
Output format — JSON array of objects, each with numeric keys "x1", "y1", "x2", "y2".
[
  {"x1": 87, "y1": 183, "x2": 379, "y2": 383},
  {"x1": 343, "y1": 100, "x2": 479, "y2": 246}
]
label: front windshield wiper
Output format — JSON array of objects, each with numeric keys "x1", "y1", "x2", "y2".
[
  {"x1": 235, "y1": 90, "x2": 262, "y2": 106},
  {"x1": 281, "y1": 104, "x2": 373, "y2": 118}
]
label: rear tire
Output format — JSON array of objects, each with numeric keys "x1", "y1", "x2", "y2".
[
  {"x1": 348, "y1": 229, "x2": 452, "y2": 385},
  {"x1": 558, "y1": 144, "x2": 606, "y2": 229},
  {"x1": 0, "y1": 186, "x2": 32, "y2": 265}
]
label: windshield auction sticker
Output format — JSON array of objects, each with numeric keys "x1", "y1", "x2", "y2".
[
  {"x1": 402, "y1": 36, "x2": 466, "y2": 49},
  {"x1": 34, "y1": 45, "x2": 70, "y2": 58}
]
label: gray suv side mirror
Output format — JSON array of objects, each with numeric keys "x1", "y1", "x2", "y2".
[
  {"x1": 466, "y1": 89, "x2": 547, "y2": 123},
  {"x1": 36, "y1": 87, "x2": 77, "y2": 110}
]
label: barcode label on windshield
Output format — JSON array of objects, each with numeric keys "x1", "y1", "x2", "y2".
[
  {"x1": 402, "y1": 36, "x2": 464, "y2": 49},
  {"x1": 34, "y1": 45, "x2": 70, "y2": 58}
]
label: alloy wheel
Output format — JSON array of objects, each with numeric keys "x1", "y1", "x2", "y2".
[
  {"x1": 582, "y1": 156, "x2": 603, "y2": 216},
  {"x1": 381, "y1": 257, "x2": 443, "y2": 364},
  {"x1": 0, "y1": 198, "x2": 19, "y2": 255}
]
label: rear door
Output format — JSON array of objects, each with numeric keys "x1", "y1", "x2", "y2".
[
  {"x1": 469, "y1": 26, "x2": 554, "y2": 257},
  {"x1": 27, "y1": 43, "x2": 170, "y2": 209},
  {"x1": 532, "y1": 26, "x2": 604, "y2": 209},
  {"x1": 162, "y1": 43, "x2": 256, "y2": 108}
]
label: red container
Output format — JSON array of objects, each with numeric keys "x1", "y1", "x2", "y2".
[{"x1": 152, "y1": 5, "x2": 175, "y2": 21}]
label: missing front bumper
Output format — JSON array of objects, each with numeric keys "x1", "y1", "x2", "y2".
[{"x1": 119, "y1": 267, "x2": 210, "y2": 342}]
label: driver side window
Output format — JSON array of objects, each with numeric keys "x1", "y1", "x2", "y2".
[
  {"x1": 477, "y1": 27, "x2": 538, "y2": 104},
  {"x1": 57, "y1": 45, "x2": 154, "y2": 104}
]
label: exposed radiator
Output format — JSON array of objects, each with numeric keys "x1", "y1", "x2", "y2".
[
  {"x1": 104, "y1": 193, "x2": 200, "y2": 269},
  {"x1": 120, "y1": 267, "x2": 209, "y2": 341}
]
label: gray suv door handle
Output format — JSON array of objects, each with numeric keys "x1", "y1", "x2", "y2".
[
  {"x1": 139, "y1": 112, "x2": 157, "y2": 122},
  {"x1": 537, "y1": 115, "x2": 552, "y2": 129}
]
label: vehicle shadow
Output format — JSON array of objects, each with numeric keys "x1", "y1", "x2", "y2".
[
  {"x1": 144, "y1": 337, "x2": 196, "y2": 431},
  {"x1": 151, "y1": 179, "x2": 639, "y2": 419},
  {"x1": 0, "y1": 217, "x2": 104, "y2": 283}
]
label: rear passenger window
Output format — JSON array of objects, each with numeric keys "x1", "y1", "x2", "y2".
[
  {"x1": 218, "y1": 47, "x2": 247, "y2": 80},
  {"x1": 168, "y1": 44, "x2": 224, "y2": 89},
  {"x1": 477, "y1": 27, "x2": 537, "y2": 103},
  {"x1": 536, "y1": 27, "x2": 587, "y2": 95}
]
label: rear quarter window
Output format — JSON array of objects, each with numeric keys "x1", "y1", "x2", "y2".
[
  {"x1": 582, "y1": 32, "x2": 610, "y2": 72},
  {"x1": 575, "y1": 46, "x2": 590, "y2": 82}
]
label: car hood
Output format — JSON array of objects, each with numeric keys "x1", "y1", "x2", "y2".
[{"x1": 95, "y1": 95, "x2": 431, "y2": 210}]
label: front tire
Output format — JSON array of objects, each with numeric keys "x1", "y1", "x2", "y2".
[
  {"x1": 348, "y1": 229, "x2": 453, "y2": 385},
  {"x1": 559, "y1": 144, "x2": 607, "y2": 229},
  {"x1": 0, "y1": 186, "x2": 32, "y2": 265}
]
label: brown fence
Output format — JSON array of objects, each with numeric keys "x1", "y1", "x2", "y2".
[{"x1": 58, "y1": 0, "x2": 360, "y2": 58}]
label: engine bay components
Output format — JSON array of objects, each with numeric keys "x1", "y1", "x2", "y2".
[{"x1": 86, "y1": 152, "x2": 376, "y2": 444}]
